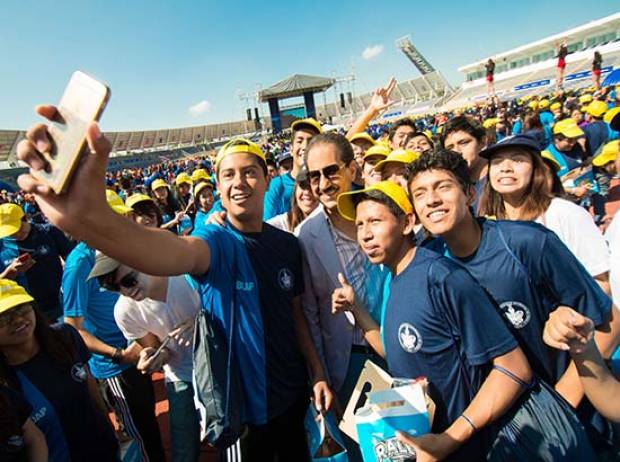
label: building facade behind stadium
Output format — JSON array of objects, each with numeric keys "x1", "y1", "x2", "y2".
[{"x1": 1, "y1": 12, "x2": 619, "y2": 180}]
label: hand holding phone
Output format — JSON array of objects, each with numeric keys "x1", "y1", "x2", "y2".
[{"x1": 32, "y1": 71, "x2": 110, "y2": 194}]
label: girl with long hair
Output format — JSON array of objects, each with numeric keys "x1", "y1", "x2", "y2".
[
  {"x1": 0, "y1": 279, "x2": 119, "y2": 461},
  {"x1": 478, "y1": 136, "x2": 611, "y2": 294}
]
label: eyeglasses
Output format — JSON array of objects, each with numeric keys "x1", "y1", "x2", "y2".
[
  {"x1": 0, "y1": 304, "x2": 33, "y2": 328},
  {"x1": 308, "y1": 163, "x2": 345, "y2": 186},
  {"x1": 100, "y1": 272, "x2": 138, "y2": 292}
]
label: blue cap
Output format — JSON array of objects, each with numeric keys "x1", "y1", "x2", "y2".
[
  {"x1": 276, "y1": 151, "x2": 292, "y2": 165},
  {"x1": 479, "y1": 134, "x2": 543, "y2": 160}
]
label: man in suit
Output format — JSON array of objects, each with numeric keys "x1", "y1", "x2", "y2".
[{"x1": 298, "y1": 133, "x2": 387, "y2": 410}]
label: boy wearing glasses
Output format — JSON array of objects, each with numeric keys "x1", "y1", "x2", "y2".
[{"x1": 89, "y1": 252, "x2": 202, "y2": 462}]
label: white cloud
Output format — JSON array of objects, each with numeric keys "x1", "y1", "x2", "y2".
[
  {"x1": 362, "y1": 44, "x2": 384, "y2": 61},
  {"x1": 188, "y1": 100, "x2": 211, "y2": 116}
]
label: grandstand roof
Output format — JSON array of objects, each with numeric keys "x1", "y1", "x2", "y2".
[{"x1": 258, "y1": 74, "x2": 335, "y2": 102}]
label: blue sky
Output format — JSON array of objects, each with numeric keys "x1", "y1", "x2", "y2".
[{"x1": 1, "y1": 1, "x2": 618, "y2": 131}]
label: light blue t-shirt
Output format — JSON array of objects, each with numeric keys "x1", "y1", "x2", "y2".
[
  {"x1": 61, "y1": 242, "x2": 130, "y2": 379},
  {"x1": 263, "y1": 173, "x2": 295, "y2": 220}
]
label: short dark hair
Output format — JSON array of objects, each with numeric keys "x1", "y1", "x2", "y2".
[
  {"x1": 388, "y1": 119, "x2": 417, "y2": 141},
  {"x1": 132, "y1": 200, "x2": 163, "y2": 227},
  {"x1": 306, "y1": 132, "x2": 354, "y2": 165},
  {"x1": 440, "y1": 115, "x2": 485, "y2": 147},
  {"x1": 408, "y1": 149, "x2": 472, "y2": 192},
  {"x1": 351, "y1": 189, "x2": 406, "y2": 220}
]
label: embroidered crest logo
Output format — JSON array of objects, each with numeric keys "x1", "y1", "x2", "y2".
[
  {"x1": 398, "y1": 323, "x2": 422, "y2": 353},
  {"x1": 500, "y1": 301, "x2": 531, "y2": 329},
  {"x1": 278, "y1": 268, "x2": 293, "y2": 291}
]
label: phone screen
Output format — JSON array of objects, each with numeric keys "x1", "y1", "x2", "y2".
[{"x1": 33, "y1": 71, "x2": 110, "y2": 194}]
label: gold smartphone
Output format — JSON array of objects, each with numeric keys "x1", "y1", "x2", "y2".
[{"x1": 33, "y1": 71, "x2": 110, "y2": 194}]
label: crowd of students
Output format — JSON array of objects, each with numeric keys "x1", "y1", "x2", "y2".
[{"x1": 0, "y1": 76, "x2": 619, "y2": 462}]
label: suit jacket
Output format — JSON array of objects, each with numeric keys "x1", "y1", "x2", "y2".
[{"x1": 298, "y1": 206, "x2": 360, "y2": 392}]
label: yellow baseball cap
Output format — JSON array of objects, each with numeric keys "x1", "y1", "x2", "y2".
[
  {"x1": 579, "y1": 94, "x2": 593, "y2": 104},
  {"x1": 0, "y1": 204, "x2": 24, "y2": 239},
  {"x1": 538, "y1": 99, "x2": 550, "y2": 110},
  {"x1": 191, "y1": 168, "x2": 210, "y2": 182},
  {"x1": 175, "y1": 172, "x2": 193, "y2": 186},
  {"x1": 194, "y1": 180, "x2": 215, "y2": 197},
  {"x1": 151, "y1": 179, "x2": 168, "y2": 191},
  {"x1": 603, "y1": 107, "x2": 620, "y2": 125},
  {"x1": 337, "y1": 180, "x2": 413, "y2": 221},
  {"x1": 374, "y1": 149, "x2": 420, "y2": 172},
  {"x1": 349, "y1": 132, "x2": 376, "y2": 146},
  {"x1": 126, "y1": 193, "x2": 155, "y2": 209},
  {"x1": 0, "y1": 279, "x2": 34, "y2": 315},
  {"x1": 541, "y1": 150, "x2": 561, "y2": 171},
  {"x1": 291, "y1": 118, "x2": 322, "y2": 134},
  {"x1": 363, "y1": 144, "x2": 390, "y2": 160},
  {"x1": 106, "y1": 190, "x2": 132, "y2": 215},
  {"x1": 215, "y1": 138, "x2": 266, "y2": 171},
  {"x1": 553, "y1": 119, "x2": 584, "y2": 138},
  {"x1": 550, "y1": 102, "x2": 562, "y2": 111},
  {"x1": 586, "y1": 100, "x2": 608, "y2": 118},
  {"x1": 593, "y1": 140, "x2": 619, "y2": 167}
]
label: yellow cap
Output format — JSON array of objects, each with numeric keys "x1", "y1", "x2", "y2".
[
  {"x1": 363, "y1": 144, "x2": 391, "y2": 160},
  {"x1": 215, "y1": 138, "x2": 266, "y2": 171},
  {"x1": 483, "y1": 118, "x2": 498, "y2": 129},
  {"x1": 374, "y1": 149, "x2": 420, "y2": 173},
  {"x1": 593, "y1": 140, "x2": 619, "y2": 167},
  {"x1": 151, "y1": 179, "x2": 168, "y2": 191},
  {"x1": 538, "y1": 99, "x2": 550, "y2": 110},
  {"x1": 0, "y1": 204, "x2": 24, "y2": 239},
  {"x1": 550, "y1": 102, "x2": 562, "y2": 111},
  {"x1": 553, "y1": 119, "x2": 584, "y2": 138},
  {"x1": 175, "y1": 172, "x2": 193, "y2": 187},
  {"x1": 194, "y1": 180, "x2": 215, "y2": 197},
  {"x1": 106, "y1": 190, "x2": 132, "y2": 216},
  {"x1": 528, "y1": 101, "x2": 539, "y2": 110},
  {"x1": 0, "y1": 279, "x2": 34, "y2": 315},
  {"x1": 541, "y1": 150, "x2": 561, "y2": 171},
  {"x1": 604, "y1": 107, "x2": 620, "y2": 125},
  {"x1": 337, "y1": 180, "x2": 413, "y2": 221},
  {"x1": 291, "y1": 118, "x2": 322, "y2": 134},
  {"x1": 191, "y1": 168, "x2": 210, "y2": 182},
  {"x1": 579, "y1": 94, "x2": 593, "y2": 104},
  {"x1": 349, "y1": 132, "x2": 376, "y2": 146},
  {"x1": 126, "y1": 193, "x2": 154, "y2": 209},
  {"x1": 586, "y1": 100, "x2": 608, "y2": 118}
]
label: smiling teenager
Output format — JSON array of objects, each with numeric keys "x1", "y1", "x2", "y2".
[
  {"x1": 333, "y1": 180, "x2": 584, "y2": 461},
  {"x1": 409, "y1": 149, "x2": 618, "y2": 456},
  {"x1": 16, "y1": 110, "x2": 332, "y2": 462}
]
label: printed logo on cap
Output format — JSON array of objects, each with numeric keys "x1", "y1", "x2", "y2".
[
  {"x1": 499, "y1": 301, "x2": 531, "y2": 329},
  {"x1": 278, "y1": 267, "x2": 294, "y2": 291},
  {"x1": 398, "y1": 322, "x2": 422, "y2": 353}
]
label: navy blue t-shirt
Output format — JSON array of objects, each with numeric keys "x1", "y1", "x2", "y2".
[
  {"x1": 0, "y1": 385, "x2": 31, "y2": 462},
  {"x1": 383, "y1": 247, "x2": 518, "y2": 460},
  {"x1": 583, "y1": 120, "x2": 609, "y2": 156},
  {"x1": 12, "y1": 323, "x2": 119, "y2": 461},
  {"x1": 192, "y1": 222, "x2": 308, "y2": 424},
  {"x1": 425, "y1": 219, "x2": 612, "y2": 384},
  {"x1": 0, "y1": 223, "x2": 74, "y2": 320}
]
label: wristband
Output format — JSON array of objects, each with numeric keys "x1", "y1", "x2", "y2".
[
  {"x1": 111, "y1": 347, "x2": 123, "y2": 364},
  {"x1": 461, "y1": 414, "x2": 477, "y2": 433}
]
